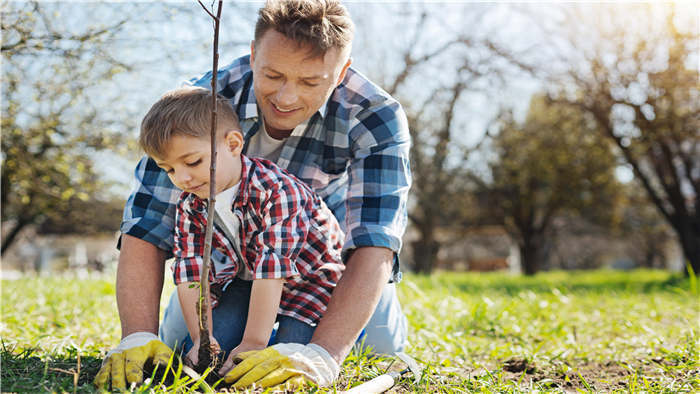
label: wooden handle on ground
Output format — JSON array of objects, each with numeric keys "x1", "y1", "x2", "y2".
[{"x1": 344, "y1": 373, "x2": 397, "y2": 394}]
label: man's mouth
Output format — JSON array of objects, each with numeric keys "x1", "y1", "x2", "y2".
[{"x1": 271, "y1": 102, "x2": 299, "y2": 114}]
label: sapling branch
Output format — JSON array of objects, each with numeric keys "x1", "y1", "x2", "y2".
[{"x1": 194, "y1": 0, "x2": 223, "y2": 374}]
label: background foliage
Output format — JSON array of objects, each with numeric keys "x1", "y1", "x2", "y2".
[{"x1": 0, "y1": 3, "x2": 696, "y2": 273}]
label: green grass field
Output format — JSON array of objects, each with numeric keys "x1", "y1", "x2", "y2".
[{"x1": 1, "y1": 269, "x2": 698, "y2": 392}]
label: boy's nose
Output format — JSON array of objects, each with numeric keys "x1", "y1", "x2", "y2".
[{"x1": 175, "y1": 171, "x2": 192, "y2": 186}]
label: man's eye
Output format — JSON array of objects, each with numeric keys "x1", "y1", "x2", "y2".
[
  {"x1": 186, "y1": 159, "x2": 202, "y2": 167},
  {"x1": 303, "y1": 81, "x2": 319, "y2": 87},
  {"x1": 266, "y1": 74, "x2": 281, "y2": 80}
]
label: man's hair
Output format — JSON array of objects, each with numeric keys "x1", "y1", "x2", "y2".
[
  {"x1": 139, "y1": 87, "x2": 240, "y2": 159},
  {"x1": 255, "y1": 0, "x2": 354, "y2": 57}
]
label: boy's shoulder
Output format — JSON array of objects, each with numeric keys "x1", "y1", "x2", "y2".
[{"x1": 242, "y1": 156, "x2": 315, "y2": 201}]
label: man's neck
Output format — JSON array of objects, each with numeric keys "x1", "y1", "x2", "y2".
[{"x1": 264, "y1": 121, "x2": 293, "y2": 140}]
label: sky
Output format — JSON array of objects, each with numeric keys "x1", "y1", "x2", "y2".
[{"x1": 4, "y1": 1, "x2": 697, "y2": 197}]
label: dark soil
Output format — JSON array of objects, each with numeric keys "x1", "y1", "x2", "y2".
[{"x1": 500, "y1": 359, "x2": 698, "y2": 392}]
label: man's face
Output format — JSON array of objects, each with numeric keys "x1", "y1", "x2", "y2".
[
  {"x1": 251, "y1": 30, "x2": 351, "y2": 138},
  {"x1": 154, "y1": 134, "x2": 240, "y2": 199}
]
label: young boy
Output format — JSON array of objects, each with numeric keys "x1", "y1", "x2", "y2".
[{"x1": 138, "y1": 86, "x2": 345, "y2": 370}]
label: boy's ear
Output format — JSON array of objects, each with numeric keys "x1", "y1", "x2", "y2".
[{"x1": 225, "y1": 130, "x2": 244, "y2": 154}]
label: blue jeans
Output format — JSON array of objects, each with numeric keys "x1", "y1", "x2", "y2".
[
  {"x1": 161, "y1": 278, "x2": 315, "y2": 354},
  {"x1": 160, "y1": 280, "x2": 407, "y2": 354}
]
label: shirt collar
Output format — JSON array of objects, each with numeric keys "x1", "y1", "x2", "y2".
[
  {"x1": 232, "y1": 154, "x2": 254, "y2": 208},
  {"x1": 186, "y1": 155, "x2": 254, "y2": 212}
]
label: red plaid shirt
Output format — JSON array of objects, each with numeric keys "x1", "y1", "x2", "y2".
[{"x1": 173, "y1": 155, "x2": 345, "y2": 325}]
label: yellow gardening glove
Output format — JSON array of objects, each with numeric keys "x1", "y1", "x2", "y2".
[
  {"x1": 94, "y1": 332, "x2": 173, "y2": 390},
  {"x1": 223, "y1": 343, "x2": 339, "y2": 390}
]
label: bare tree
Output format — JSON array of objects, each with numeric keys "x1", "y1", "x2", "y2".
[
  {"x1": 361, "y1": 4, "x2": 538, "y2": 273},
  {"x1": 546, "y1": 4, "x2": 699, "y2": 274}
]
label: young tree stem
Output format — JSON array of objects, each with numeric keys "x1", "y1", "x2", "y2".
[{"x1": 195, "y1": 0, "x2": 223, "y2": 373}]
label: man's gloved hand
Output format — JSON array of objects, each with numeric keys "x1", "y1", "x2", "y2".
[
  {"x1": 94, "y1": 332, "x2": 173, "y2": 390},
  {"x1": 223, "y1": 343, "x2": 339, "y2": 390}
]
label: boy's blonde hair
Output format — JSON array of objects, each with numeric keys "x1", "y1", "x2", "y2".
[
  {"x1": 255, "y1": 0, "x2": 354, "y2": 58},
  {"x1": 139, "y1": 87, "x2": 240, "y2": 159}
]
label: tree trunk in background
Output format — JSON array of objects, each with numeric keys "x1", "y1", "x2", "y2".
[
  {"x1": 676, "y1": 222, "x2": 700, "y2": 276},
  {"x1": 520, "y1": 233, "x2": 545, "y2": 276},
  {"x1": 412, "y1": 237, "x2": 439, "y2": 275}
]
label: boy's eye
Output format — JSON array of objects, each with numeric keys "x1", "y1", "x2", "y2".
[{"x1": 186, "y1": 159, "x2": 202, "y2": 167}]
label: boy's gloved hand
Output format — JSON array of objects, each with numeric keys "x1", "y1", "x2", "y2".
[
  {"x1": 94, "y1": 332, "x2": 173, "y2": 390},
  {"x1": 223, "y1": 343, "x2": 339, "y2": 389}
]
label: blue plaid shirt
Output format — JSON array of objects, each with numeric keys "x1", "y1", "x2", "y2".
[{"x1": 121, "y1": 55, "x2": 411, "y2": 277}]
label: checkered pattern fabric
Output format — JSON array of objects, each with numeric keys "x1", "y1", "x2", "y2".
[
  {"x1": 174, "y1": 156, "x2": 344, "y2": 325},
  {"x1": 121, "y1": 55, "x2": 411, "y2": 279}
]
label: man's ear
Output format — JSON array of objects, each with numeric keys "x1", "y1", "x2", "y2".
[
  {"x1": 225, "y1": 130, "x2": 244, "y2": 155},
  {"x1": 336, "y1": 56, "x2": 352, "y2": 86}
]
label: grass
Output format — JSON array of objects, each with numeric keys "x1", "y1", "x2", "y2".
[{"x1": 1, "y1": 269, "x2": 698, "y2": 392}]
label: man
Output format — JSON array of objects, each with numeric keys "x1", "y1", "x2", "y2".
[{"x1": 95, "y1": 0, "x2": 411, "y2": 390}]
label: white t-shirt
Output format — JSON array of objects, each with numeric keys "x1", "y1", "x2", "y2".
[
  {"x1": 214, "y1": 182, "x2": 241, "y2": 274},
  {"x1": 246, "y1": 121, "x2": 288, "y2": 163}
]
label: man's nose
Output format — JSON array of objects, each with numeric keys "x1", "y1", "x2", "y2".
[{"x1": 275, "y1": 82, "x2": 298, "y2": 106}]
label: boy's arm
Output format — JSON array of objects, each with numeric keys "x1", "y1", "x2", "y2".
[
  {"x1": 177, "y1": 282, "x2": 214, "y2": 343},
  {"x1": 238, "y1": 278, "x2": 285, "y2": 349},
  {"x1": 218, "y1": 278, "x2": 284, "y2": 374}
]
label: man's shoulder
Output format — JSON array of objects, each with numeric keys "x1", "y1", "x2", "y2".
[
  {"x1": 329, "y1": 68, "x2": 408, "y2": 139},
  {"x1": 189, "y1": 55, "x2": 252, "y2": 94},
  {"x1": 333, "y1": 67, "x2": 401, "y2": 114}
]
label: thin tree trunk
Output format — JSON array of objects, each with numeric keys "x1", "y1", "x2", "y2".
[
  {"x1": 195, "y1": 0, "x2": 223, "y2": 373},
  {"x1": 412, "y1": 231, "x2": 439, "y2": 274},
  {"x1": 520, "y1": 234, "x2": 544, "y2": 276},
  {"x1": 675, "y1": 220, "x2": 700, "y2": 276}
]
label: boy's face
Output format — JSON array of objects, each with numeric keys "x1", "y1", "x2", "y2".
[
  {"x1": 154, "y1": 131, "x2": 243, "y2": 199},
  {"x1": 250, "y1": 30, "x2": 352, "y2": 138}
]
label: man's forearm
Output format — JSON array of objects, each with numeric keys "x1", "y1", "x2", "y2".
[
  {"x1": 116, "y1": 234, "x2": 167, "y2": 338},
  {"x1": 310, "y1": 246, "x2": 393, "y2": 365}
]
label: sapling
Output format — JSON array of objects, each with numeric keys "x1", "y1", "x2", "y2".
[{"x1": 193, "y1": 0, "x2": 223, "y2": 375}]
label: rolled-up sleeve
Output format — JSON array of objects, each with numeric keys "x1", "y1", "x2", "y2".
[
  {"x1": 172, "y1": 197, "x2": 206, "y2": 284},
  {"x1": 120, "y1": 156, "x2": 181, "y2": 255},
  {"x1": 344, "y1": 99, "x2": 412, "y2": 257}
]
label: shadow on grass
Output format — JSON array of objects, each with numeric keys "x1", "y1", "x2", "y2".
[
  {"x1": 1, "y1": 344, "x2": 103, "y2": 393},
  {"x1": 1, "y1": 343, "x2": 223, "y2": 393},
  {"x1": 410, "y1": 269, "x2": 696, "y2": 296}
]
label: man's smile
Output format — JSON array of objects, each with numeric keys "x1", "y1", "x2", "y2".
[{"x1": 271, "y1": 102, "x2": 300, "y2": 114}]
